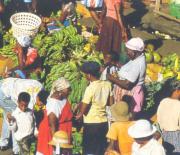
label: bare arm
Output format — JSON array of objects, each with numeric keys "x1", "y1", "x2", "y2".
[
  {"x1": 107, "y1": 74, "x2": 135, "y2": 90},
  {"x1": 48, "y1": 113, "x2": 58, "y2": 135},
  {"x1": 114, "y1": 3, "x2": 126, "y2": 40},
  {"x1": 105, "y1": 140, "x2": 121, "y2": 155},
  {"x1": 107, "y1": 95, "x2": 114, "y2": 106},
  {"x1": 75, "y1": 102, "x2": 90, "y2": 120}
]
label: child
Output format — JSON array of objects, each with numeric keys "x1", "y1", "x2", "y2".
[
  {"x1": 100, "y1": 52, "x2": 121, "y2": 81},
  {"x1": 105, "y1": 101, "x2": 134, "y2": 155},
  {"x1": 33, "y1": 89, "x2": 49, "y2": 129},
  {"x1": 7, "y1": 92, "x2": 36, "y2": 155}
]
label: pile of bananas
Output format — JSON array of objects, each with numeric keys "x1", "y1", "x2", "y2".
[{"x1": 0, "y1": 31, "x2": 17, "y2": 65}]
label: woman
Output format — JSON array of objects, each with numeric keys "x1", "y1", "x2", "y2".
[
  {"x1": 107, "y1": 37, "x2": 146, "y2": 118},
  {"x1": 42, "y1": 0, "x2": 76, "y2": 27},
  {"x1": 95, "y1": 0, "x2": 126, "y2": 55},
  {"x1": 157, "y1": 87, "x2": 180, "y2": 154},
  {"x1": 36, "y1": 77, "x2": 73, "y2": 155},
  {"x1": 75, "y1": 61, "x2": 114, "y2": 155}
]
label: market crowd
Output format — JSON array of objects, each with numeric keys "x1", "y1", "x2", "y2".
[{"x1": 0, "y1": 0, "x2": 180, "y2": 155}]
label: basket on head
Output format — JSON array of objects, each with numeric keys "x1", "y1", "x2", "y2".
[{"x1": 10, "y1": 12, "x2": 42, "y2": 38}]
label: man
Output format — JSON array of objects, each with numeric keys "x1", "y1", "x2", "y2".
[
  {"x1": 75, "y1": 61, "x2": 114, "y2": 155},
  {"x1": 0, "y1": 77, "x2": 43, "y2": 154}
]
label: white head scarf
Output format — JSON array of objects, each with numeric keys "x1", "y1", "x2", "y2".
[
  {"x1": 125, "y1": 37, "x2": 145, "y2": 52},
  {"x1": 16, "y1": 35, "x2": 32, "y2": 47},
  {"x1": 50, "y1": 77, "x2": 71, "y2": 95}
]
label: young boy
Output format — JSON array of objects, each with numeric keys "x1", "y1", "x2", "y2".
[{"x1": 7, "y1": 92, "x2": 36, "y2": 155}]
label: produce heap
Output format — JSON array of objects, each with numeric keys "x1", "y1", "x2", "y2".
[{"x1": 0, "y1": 25, "x2": 102, "y2": 106}]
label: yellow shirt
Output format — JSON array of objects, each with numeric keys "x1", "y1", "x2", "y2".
[
  {"x1": 106, "y1": 121, "x2": 134, "y2": 155},
  {"x1": 82, "y1": 80, "x2": 113, "y2": 123}
]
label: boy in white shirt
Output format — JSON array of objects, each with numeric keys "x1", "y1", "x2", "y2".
[{"x1": 7, "y1": 92, "x2": 35, "y2": 155}]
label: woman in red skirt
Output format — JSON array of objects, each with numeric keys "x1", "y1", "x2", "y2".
[
  {"x1": 36, "y1": 77, "x2": 73, "y2": 155},
  {"x1": 96, "y1": 0, "x2": 126, "y2": 55}
]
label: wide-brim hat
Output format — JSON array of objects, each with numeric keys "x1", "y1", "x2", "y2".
[
  {"x1": 110, "y1": 101, "x2": 132, "y2": 122},
  {"x1": 49, "y1": 131, "x2": 73, "y2": 148},
  {"x1": 128, "y1": 119, "x2": 157, "y2": 139}
]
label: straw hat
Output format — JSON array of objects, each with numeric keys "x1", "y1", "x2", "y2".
[
  {"x1": 49, "y1": 131, "x2": 72, "y2": 148},
  {"x1": 128, "y1": 119, "x2": 157, "y2": 139},
  {"x1": 110, "y1": 101, "x2": 132, "y2": 122}
]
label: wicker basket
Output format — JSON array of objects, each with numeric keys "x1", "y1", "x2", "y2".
[{"x1": 10, "y1": 12, "x2": 42, "y2": 38}]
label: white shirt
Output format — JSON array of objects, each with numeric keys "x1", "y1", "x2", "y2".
[
  {"x1": 100, "y1": 66, "x2": 119, "y2": 81},
  {"x1": 10, "y1": 107, "x2": 35, "y2": 141},
  {"x1": 1, "y1": 78, "x2": 43, "y2": 109},
  {"x1": 132, "y1": 138, "x2": 166, "y2": 155},
  {"x1": 46, "y1": 98, "x2": 67, "y2": 118},
  {"x1": 118, "y1": 54, "x2": 146, "y2": 85}
]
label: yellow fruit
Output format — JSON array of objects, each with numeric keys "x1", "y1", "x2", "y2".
[
  {"x1": 147, "y1": 64, "x2": 162, "y2": 73},
  {"x1": 174, "y1": 57, "x2": 179, "y2": 72},
  {"x1": 146, "y1": 44, "x2": 155, "y2": 52},
  {"x1": 163, "y1": 71, "x2": 176, "y2": 79},
  {"x1": 84, "y1": 43, "x2": 91, "y2": 52},
  {"x1": 153, "y1": 52, "x2": 161, "y2": 63},
  {"x1": 145, "y1": 52, "x2": 153, "y2": 63},
  {"x1": 76, "y1": 3, "x2": 91, "y2": 18},
  {"x1": 177, "y1": 72, "x2": 180, "y2": 80}
]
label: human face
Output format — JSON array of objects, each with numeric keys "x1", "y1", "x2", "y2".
[
  {"x1": 36, "y1": 96, "x2": 43, "y2": 106},
  {"x1": 103, "y1": 54, "x2": 112, "y2": 65},
  {"x1": 126, "y1": 48, "x2": 136, "y2": 60},
  {"x1": 60, "y1": 88, "x2": 71, "y2": 99},
  {"x1": 18, "y1": 101, "x2": 28, "y2": 112}
]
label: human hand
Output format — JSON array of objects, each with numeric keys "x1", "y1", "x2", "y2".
[
  {"x1": 75, "y1": 112, "x2": 83, "y2": 121},
  {"x1": 42, "y1": 17, "x2": 50, "y2": 23},
  {"x1": 7, "y1": 113, "x2": 15, "y2": 123}
]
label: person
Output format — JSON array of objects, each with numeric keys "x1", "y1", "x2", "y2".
[
  {"x1": 0, "y1": 77, "x2": 43, "y2": 154},
  {"x1": 128, "y1": 119, "x2": 166, "y2": 155},
  {"x1": 0, "y1": 0, "x2": 4, "y2": 14},
  {"x1": 96, "y1": 0, "x2": 126, "y2": 55},
  {"x1": 7, "y1": 92, "x2": 36, "y2": 155},
  {"x1": 105, "y1": 101, "x2": 134, "y2": 155},
  {"x1": 100, "y1": 52, "x2": 121, "y2": 81},
  {"x1": 33, "y1": 89, "x2": 49, "y2": 129},
  {"x1": 107, "y1": 37, "x2": 146, "y2": 118},
  {"x1": 36, "y1": 77, "x2": 73, "y2": 155},
  {"x1": 42, "y1": 0, "x2": 76, "y2": 27},
  {"x1": 49, "y1": 130, "x2": 73, "y2": 155},
  {"x1": 157, "y1": 87, "x2": 180, "y2": 154},
  {"x1": 75, "y1": 61, "x2": 114, "y2": 155},
  {"x1": 13, "y1": 35, "x2": 38, "y2": 70}
]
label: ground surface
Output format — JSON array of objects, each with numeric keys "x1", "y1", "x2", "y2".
[{"x1": 0, "y1": 1, "x2": 180, "y2": 155}]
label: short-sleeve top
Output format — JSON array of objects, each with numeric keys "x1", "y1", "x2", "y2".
[
  {"x1": 118, "y1": 53, "x2": 146, "y2": 86},
  {"x1": 46, "y1": 98, "x2": 67, "y2": 118},
  {"x1": 104, "y1": 0, "x2": 121, "y2": 20},
  {"x1": 82, "y1": 80, "x2": 113, "y2": 123}
]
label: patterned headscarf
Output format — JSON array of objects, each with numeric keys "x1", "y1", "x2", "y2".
[{"x1": 50, "y1": 77, "x2": 70, "y2": 95}]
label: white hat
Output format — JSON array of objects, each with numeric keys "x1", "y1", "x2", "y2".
[
  {"x1": 128, "y1": 119, "x2": 156, "y2": 138},
  {"x1": 125, "y1": 37, "x2": 144, "y2": 52},
  {"x1": 16, "y1": 35, "x2": 31, "y2": 47},
  {"x1": 50, "y1": 77, "x2": 71, "y2": 94}
]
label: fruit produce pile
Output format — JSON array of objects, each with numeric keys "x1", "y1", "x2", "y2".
[
  {"x1": 145, "y1": 44, "x2": 180, "y2": 82},
  {"x1": 0, "y1": 24, "x2": 103, "y2": 106}
]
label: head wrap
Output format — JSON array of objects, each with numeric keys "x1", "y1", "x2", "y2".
[
  {"x1": 16, "y1": 36, "x2": 32, "y2": 47},
  {"x1": 125, "y1": 37, "x2": 145, "y2": 52},
  {"x1": 50, "y1": 77, "x2": 70, "y2": 95}
]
